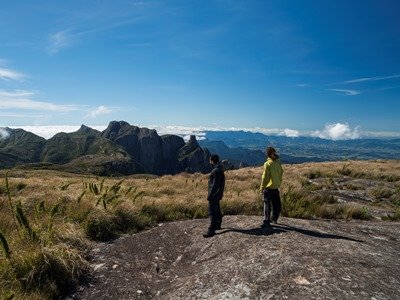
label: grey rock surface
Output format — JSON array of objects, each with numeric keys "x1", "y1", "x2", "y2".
[{"x1": 73, "y1": 216, "x2": 400, "y2": 300}]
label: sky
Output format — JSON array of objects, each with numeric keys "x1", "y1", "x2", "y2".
[{"x1": 1, "y1": 0, "x2": 400, "y2": 140}]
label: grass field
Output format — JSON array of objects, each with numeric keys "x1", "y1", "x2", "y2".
[{"x1": 1, "y1": 160, "x2": 399, "y2": 299}]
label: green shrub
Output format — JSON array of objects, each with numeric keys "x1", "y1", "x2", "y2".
[
  {"x1": 221, "y1": 199, "x2": 262, "y2": 216},
  {"x1": 307, "y1": 170, "x2": 322, "y2": 179},
  {"x1": 1, "y1": 247, "x2": 90, "y2": 299},
  {"x1": 113, "y1": 208, "x2": 150, "y2": 232},
  {"x1": 281, "y1": 190, "x2": 317, "y2": 219},
  {"x1": 382, "y1": 209, "x2": 400, "y2": 221},
  {"x1": 85, "y1": 217, "x2": 117, "y2": 241},
  {"x1": 344, "y1": 205, "x2": 372, "y2": 220},
  {"x1": 370, "y1": 187, "x2": 395, "y2": 199},
  {"x1": 317, "y1": 204, "x2": 343, "y2": 219},
  {"x1": 338, "y1": 164, "x2": 352, "y2": 176}
]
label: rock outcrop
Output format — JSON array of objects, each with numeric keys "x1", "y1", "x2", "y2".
[
  {"x1": 178, "y1": 135, "x2": 211, "y2": 173},
  {"x1": 161, "y1": 134, "x2": 186, "y2": 174},
  {"x1": 73, "y1": 216, "x2": 400, "y2": 299}
]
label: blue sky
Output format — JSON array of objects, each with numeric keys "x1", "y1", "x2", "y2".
[{"x1": 1, "y1": 0, "x2": 400, "y2": 139}]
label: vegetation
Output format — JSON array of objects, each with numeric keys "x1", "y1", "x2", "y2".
[{"x1": 0, "y1": 160, "x2": 399, "y2": 298}]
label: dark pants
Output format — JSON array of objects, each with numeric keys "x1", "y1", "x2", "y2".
[
  {"x1": 208, "y1": 200, "x2": 222, "y2": 231},
  {"x1": 263, "y1": 189, "x2": 281, "y2": 223}
]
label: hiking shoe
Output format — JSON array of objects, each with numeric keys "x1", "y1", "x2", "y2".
[
  {"x1": 216, "y1": 224, "x2": 222, "y2": 230},
  {"x1": 261, "y1": 222, "x2": 271, "y2": 229},
  {"x1": 203, "y1": 231, "x2": 215, "y2": 238}
]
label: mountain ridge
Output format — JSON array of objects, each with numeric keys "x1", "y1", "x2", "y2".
[{"x1": 0, "y1": 121, "x2": 211, "y2": 176}]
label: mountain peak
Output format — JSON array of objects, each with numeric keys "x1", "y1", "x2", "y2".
[{"x1": 188, "y1": 135, "x2": 199, "y2": 147}]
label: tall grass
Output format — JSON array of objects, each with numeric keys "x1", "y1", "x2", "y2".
[{"x1": 0, "y1": 159, "x2": 399, "y2": 298}]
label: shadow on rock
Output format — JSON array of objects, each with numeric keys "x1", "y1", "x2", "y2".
[
  {"x1": 273, "y1": 223, "x2": 364, "y2": 243},
  {"x1": 219, "y1": 223, "x2": 364, "y2": 243},
  {"x1": 218, "y1": 227, "x2": 286, "y2": 236}
]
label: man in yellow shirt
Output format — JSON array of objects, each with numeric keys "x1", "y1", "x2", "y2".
[{"x1": 260, "y1": 147, "x2": 283, "y2": 228}]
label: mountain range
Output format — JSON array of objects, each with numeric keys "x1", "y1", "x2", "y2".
[
  {"x1": 201, "y1": 130, "x2": 400, "y2": 164},
  {"x1": 1, "y1": 123, "x2": 399, "y2": 175},
  {"x1": 0, "y1": 121, "x2": 211, "y2": 176}
]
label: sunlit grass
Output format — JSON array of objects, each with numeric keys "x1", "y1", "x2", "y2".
[{"x1": 0, "y1": 159, "x2": 399, "y2": 298}]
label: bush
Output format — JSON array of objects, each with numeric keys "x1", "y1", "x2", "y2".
[
  {"x1": 370, "y1": 187, "x2": 395, "y2": 199},
  {"x1": 317, "y1": 204, "x2": 343, "y2": 219},
  {"x1": 382, "y1": 209, "x2": 400, "y2": 221},
  {"x1": 306, "y1": 170, "x2": 322, "y2": 179},
  {"x1": 85, "y1": 217, "x2": 117, "y2": 241},
  {"x1": 344, "y1": 205, "x2": 372, "y2": 220},
  {"x1": 113, "y1": 208, "x2": 150, "y2": 232},
  {"x1": 221, "y1": 199, "x2": 262, "y2": 216},
  {"x1": 281, "y1": 190, "x2": 338, "y2": 219},
  {"x1": 281, "y1": 190, "x2": 317, "y2": 219},
  {"x1": 1, "y1": 246, "x2": 90, "y2": 299},
  {"x1": 140, "y1": 202, "x2": 208, "y2": 222}
]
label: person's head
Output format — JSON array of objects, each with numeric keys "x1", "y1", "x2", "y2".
[
  {"x1": 209, "y1": 154, "x2": 220, "y2": 165},
  {"x1": 266, "y1": 146, "x2": 279, "y2": 160}
]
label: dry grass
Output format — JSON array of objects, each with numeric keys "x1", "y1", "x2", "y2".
[{"x1": 1, "y1": 159, "x2": 400, "y2": 298}]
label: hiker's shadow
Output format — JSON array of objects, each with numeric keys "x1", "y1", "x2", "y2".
[
  {"x1": 218, "y1": 226, "x2": 285, "y2": 236},
  {"x1": 218, "y1": 223, "x2": 364, "y2": 243}
]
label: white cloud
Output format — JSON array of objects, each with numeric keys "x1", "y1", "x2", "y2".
[
  {"x1": 312, "y1": 123, "x2": 361, "y2": 140},
  {"x1": 281, "y1": 128, "x2": 299, "y2": 137},
  {"x1": 0, "y1": 89, "x2": 82, "y2": 112},
  {"x1": 148, "y1": 125, "x2": 301, "y2": 139},
  {"x1": 327, "y1": 89, "x2": 360, "y2": 96},
  {"x1": 9, "y1": 125, "x2": 107, "y2": 139},
  {"x1": 47, "y1": 30, "x2": 72, "y2": 55},
  {"x1": 342, "y1": 74, "x2": 400, "y2": 84},
  {"x1": 87, "y1": 105, "x2": 113, "y2": 118},
  {"x1": 0, "y1": 67, "x2": 26, "y2": 81},
  {"x1": 3, "y1": 124, "x2": 399, "y2": 141},
  {"x1": 296, "y1": 83, "x2": 309, "y2": 87},
  {"x1": 0, "y1": 127, "x2": 10, "y2": 140}
]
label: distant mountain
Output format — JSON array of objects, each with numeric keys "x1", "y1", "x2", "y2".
[
  {"x1": 199, "y1": 140, "x2": 265, "y2": 167},
  {"x1": 2, "y1": 125, "x2": 398, "y2": 175},
  {"x1": 0, "y1": 128, "x2": 46, "y2": 168},
  {"x1": 0, "y1": 122, "x2": 211, "y2": 176},
  {"x1": 203, "y1": 131, "x2": 400, "y2": 162}
]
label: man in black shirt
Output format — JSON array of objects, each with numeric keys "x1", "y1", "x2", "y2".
[{"x1": 203, "y1": 154, "x2": 225, "y2": 238}]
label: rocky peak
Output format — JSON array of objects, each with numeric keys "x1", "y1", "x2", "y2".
[
  {"x1": 188, "y1": 135, "x2": 199, "y2": 147},
  {"x1": 77, "y1": 125, "x2": 100, "y2": 136}
]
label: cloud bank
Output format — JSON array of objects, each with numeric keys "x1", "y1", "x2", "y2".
[
  {"x1": 5, "y1": 123, "x2": 398, "y2": 141},
  {"x1": 312, "y1": 123, "x2": 361, "y2": 140}
]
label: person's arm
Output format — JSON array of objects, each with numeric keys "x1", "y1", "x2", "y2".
[
  {"x1": 259, "y1": 163, "x2": 270, "y2": 192},
  {"x1": 207, "y1": 169, "x2": 220, "y2": 200}
]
